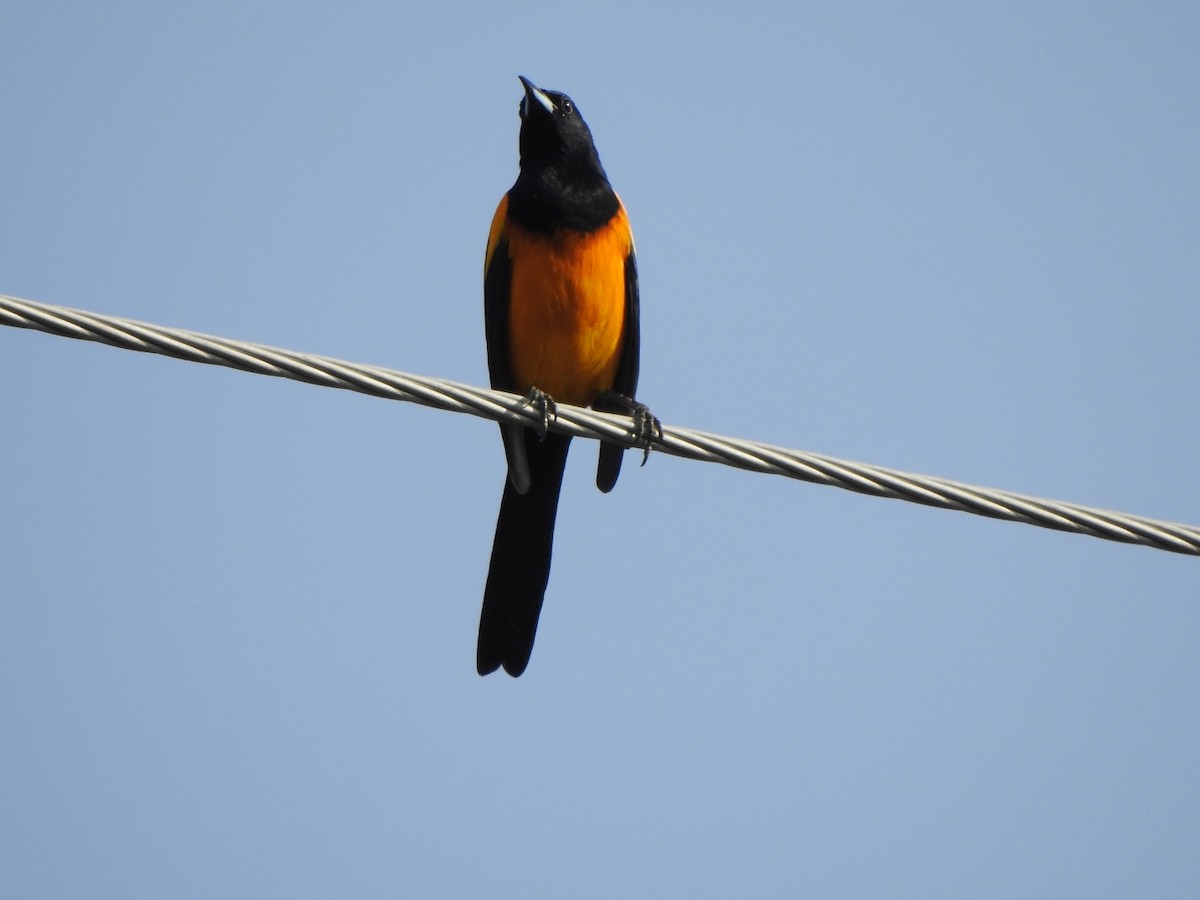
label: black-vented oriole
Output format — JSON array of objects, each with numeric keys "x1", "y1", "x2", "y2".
[{"x1": 478, "y1": 76, "x2": 654, "y2": 677}]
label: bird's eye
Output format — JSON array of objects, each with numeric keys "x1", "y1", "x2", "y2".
[{"x1": 559, "y1": 97, "x2": 574, "y2": 115}]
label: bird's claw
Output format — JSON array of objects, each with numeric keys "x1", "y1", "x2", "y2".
[
  {"x1": 597, "y1": 390, "x2": 661, "y2": 465},
  {"x1": 523, "y1": 387, "x2": 558, "y2": 440},
  {"x1": 630, "y1": 402, "x2": 663, "y2": 466}
]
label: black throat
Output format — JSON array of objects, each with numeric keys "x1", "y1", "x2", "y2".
[{"x1": 506, "y1": 164, "x2": 620, "y2": 234}]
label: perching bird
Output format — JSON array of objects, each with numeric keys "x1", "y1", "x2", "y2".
[{"x1": 477, "y1": 76, "x2": 655, "y2": 676}]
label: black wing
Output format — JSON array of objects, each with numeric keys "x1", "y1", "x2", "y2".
[
  {"x1": 594, "y1": 248, "x2": 641, "y2": 493},
  {"x1": 484, "y1": 232, "x2": 532, "y2": 495}
]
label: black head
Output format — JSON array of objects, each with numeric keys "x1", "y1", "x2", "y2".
[
  {"x1": 517, "y1": 76, "x2": 606, "y2": 175},
  {"x1": 508, "y1": 76, "x2": 618, "y2": 232}
]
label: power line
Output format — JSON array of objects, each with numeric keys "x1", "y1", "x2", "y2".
[{"x1": 3, "y1": 292, "x2": 1197, "y2": 556}]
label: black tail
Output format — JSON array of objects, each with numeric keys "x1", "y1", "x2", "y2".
[{"x1": 477, "y1": 430, "x2": 571, "y2": 676}]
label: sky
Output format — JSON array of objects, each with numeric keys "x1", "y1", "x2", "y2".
[{"x1": 2, "y1": 2, "x2": 1199, "y2": 897}]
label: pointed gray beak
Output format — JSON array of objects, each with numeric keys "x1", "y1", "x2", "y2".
[{"x1": 519, "y1": 75, "x2": 555, "y2": 116}]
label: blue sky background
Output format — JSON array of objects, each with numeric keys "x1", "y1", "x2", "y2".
[{"x1": 3, "y1": 2, "x2": 1199, "y2": 897}]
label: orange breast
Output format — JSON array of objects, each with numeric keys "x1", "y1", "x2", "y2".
[{"x1": 495, "y1": 200, "x2": 632, "y2": 407}]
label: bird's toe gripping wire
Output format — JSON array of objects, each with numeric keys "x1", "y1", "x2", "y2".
[
  {"x1": 598, "y1": 390, "x2": 663, "y2": 466},
  {"x1": 522, "y1": 387, "x2": 558, "y2": 440}
]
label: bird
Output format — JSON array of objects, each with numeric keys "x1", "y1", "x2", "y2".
[{"x1": 477, "y1": 76, "x2": 656, "y2": 677}]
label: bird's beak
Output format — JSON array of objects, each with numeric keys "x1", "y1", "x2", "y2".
[{"x1": 519, "y1": 75, "x2": 555, "y2": 116}]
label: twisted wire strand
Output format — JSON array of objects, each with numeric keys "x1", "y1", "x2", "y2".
[{"x1": 3, "y1": 292, "x2": 1197, "y2": 556}]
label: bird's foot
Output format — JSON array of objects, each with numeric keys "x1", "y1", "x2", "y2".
[
  {"x1": 522, "y1": 387, "x2": 558, "y2": 440},
  {"x1": 598, "y1": 391, "x2": 662, "y2": 465}
]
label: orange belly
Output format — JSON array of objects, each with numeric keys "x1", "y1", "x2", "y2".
[{"x1": 502, "y1": 206, "x2": 631, "y2": 407}]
